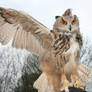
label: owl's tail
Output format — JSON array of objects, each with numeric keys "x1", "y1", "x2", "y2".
[{"x1": 78, "y1": 63, "x2": 92, "y2": 82}]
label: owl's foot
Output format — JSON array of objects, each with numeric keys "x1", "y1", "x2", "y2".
[
  {"x1": 73, "y1": 80, "x2": 87, "y2": 91},
  {"x1": 60, "y1": 79, "x2": 73, "y2": 92}
]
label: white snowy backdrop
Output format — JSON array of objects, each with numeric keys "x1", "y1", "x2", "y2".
[
  {"x1": 0, "y1": 42, "x2": 41, "y2": 92},
  {"x1": 0, "y1": 0, "x2": 92, "y2": 92}
]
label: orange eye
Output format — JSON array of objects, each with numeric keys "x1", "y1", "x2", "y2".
[
  {"x1": 61, "y1": 19, "x2": 67, "y2": 25},
  {"x1": 72, "y1": 19, "x2": 76, "y2": 24}
]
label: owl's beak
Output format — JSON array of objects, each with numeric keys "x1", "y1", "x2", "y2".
[{"x1": 69, "y1": 25, "x2": 72, "y2": 31}]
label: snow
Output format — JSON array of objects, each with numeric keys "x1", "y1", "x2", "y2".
[{"x1": 0, "y1": 41, "x2": 30, "y2": 92}]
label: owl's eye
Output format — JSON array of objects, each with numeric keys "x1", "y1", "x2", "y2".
[
  {"x1": 61, "y1": 18, "x2": 67, "y2": 25},
  {"x1": 72, "y1": 19, "x2": 76, "y2": 25}
]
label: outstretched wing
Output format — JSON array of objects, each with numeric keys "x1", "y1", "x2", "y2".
[{"x1": 0, "y1": 7, "x2": 52, "y2": 56}]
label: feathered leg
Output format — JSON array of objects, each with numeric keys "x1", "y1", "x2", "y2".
[{"x1": 60, "y1": 68, "x2": 73, "y2": 92}]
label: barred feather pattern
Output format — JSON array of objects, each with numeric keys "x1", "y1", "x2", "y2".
[{"x1": 52, "y1": 33, "x2": 71, "y2": 56}]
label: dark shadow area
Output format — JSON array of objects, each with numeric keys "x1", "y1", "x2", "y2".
[
  {"x1": 62, "y1": 87, "x2": 87, "y2": 92},
  {"x1": 14, "y1": 73, "x2": 41, "y2": 92}
]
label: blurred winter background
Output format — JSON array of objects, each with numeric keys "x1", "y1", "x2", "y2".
[{"x1": 0, "y1": 0, "x2": 92, "y2": 92}]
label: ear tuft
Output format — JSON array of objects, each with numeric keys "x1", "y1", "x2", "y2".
[
  {"x1": 55, "y1": 16, "x2": 60, "y2": 19},
  {"x1": 63, "y1": 9, "x2": 72, "y2": 16}
]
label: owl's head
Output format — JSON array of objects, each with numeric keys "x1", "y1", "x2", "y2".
[{"x1": 53, "y1": 9, "x2": 80, "y2": 34}]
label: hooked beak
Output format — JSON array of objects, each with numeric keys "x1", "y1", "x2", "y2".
[{"x1": 69, "y1": 25, "x2": 72, "y2": 31}]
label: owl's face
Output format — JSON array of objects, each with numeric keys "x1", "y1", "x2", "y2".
[{"x1": 53, "y1": 9, "x2": 80, "y2": 34}]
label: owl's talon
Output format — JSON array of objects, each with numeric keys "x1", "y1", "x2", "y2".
[
  {"x1": 60, "y1": 79, "x2": 73, "y2": 92},
  {"x1": 73, "y1": 80, "x2": 87, "y2": 90}
]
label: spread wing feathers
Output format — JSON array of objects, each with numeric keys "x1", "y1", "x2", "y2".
[
  {"x1": 0, "y1": 7, "x2": 52, "y2": 56},
  {"x1": 78, "y1": 63, "x2": 92, "y2": 82}
]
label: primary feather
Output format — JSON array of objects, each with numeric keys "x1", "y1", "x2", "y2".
[{"x1": 0, "y1": 7, "x2": 52, "y2": 56}]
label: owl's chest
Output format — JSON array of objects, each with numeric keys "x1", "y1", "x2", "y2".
[
  {"x1": 50, "y1": 36, "x2": 80, "y2": 69},
  {"x1": 65, "y1": 37, "x2": 80, "y2": 55},
  {"x1": 52, "y1": 35, "x2": 80, "y2": 56}
]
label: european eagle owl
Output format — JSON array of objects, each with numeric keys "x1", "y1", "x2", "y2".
[
  {"x1": 40, "y1": 9, "x2": 83, "y2": 92},
  {"x1": 0, "y1": 7, "x2": 91, "y2": 92}
]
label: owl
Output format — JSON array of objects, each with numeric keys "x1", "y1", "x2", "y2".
[{"x1": 0, "y1": 7, "x2": 91, "y2": 92}]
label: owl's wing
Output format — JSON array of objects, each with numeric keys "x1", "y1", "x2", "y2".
[{"x1": 0, "y1": 7, "x2": 52, "y2": 56}]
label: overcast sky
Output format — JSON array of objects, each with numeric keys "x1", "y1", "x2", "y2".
[{"x1": 0, "y1": 0, "x2": 92, "y2": 40}]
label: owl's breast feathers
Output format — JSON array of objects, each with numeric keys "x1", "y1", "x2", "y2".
[
  {"x1": 50, "y1": 31, "x2": 82, "y2": 66},
  {"x1": 52, "y1": 33, "x2": 71, "y2": 56},
  {"x1": 52, "y1": 31, "x2": 82, "y2": 54}
]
